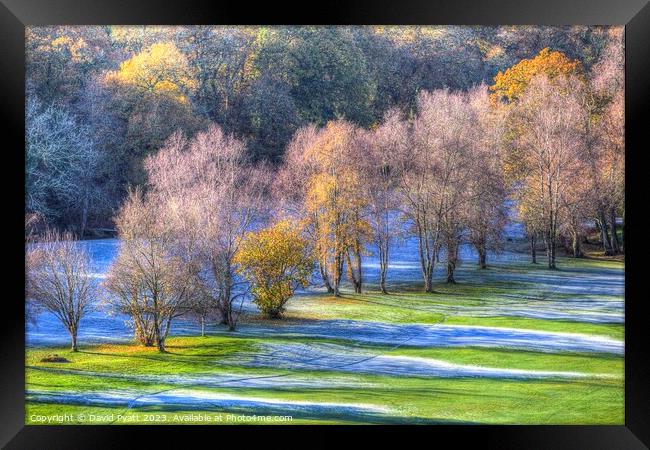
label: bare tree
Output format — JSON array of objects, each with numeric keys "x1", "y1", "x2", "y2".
[
  {"x1": 360, "y1": 109, "x2": 406, "y2": 293},
  {"x1": 467, "y1": 88, "x2": 508, "y2": 269},
  {"x1": 104, "y1": 189, "x2": 195, "y2": 351},
  {"x1": 26, "y1": 228, "x2": 94, "y2": 351},
  {"x1": 145, "y1": 125, "x2": 269, "y2": 330},
  {"x1": 511, "y1": 75, "x2": 587, "y2": 269},
  {"x1": 402, "y1": 89, "x2": 477, "y2": 285},
  {"x1": 394, "y1": 98, "x2": 440, "y2": 292},
  {"x1": 26, "y1": 97, "x2": 100, "y2": 235}
]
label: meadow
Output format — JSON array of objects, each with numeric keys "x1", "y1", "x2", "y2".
[{"x1": 25, "y1": 238, "x2": 624, "y2": 425}]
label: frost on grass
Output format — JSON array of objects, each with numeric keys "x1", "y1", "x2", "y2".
[
  {"x1": 26, "y1": 388, "x2": 390, "y2": 419},
  {"x1": 27, "y1": 365, "x2": 376, "y2": 389},
  {"x1": 235, "y1": 320, "x2": 623, "y2": 355},
  {"x1": 227, "y1": 342, "x2": 619, "y2": 380}
]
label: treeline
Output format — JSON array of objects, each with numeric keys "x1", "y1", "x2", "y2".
[{"x1": 26, "y1": 25, "x2": 616, "y2": 234}]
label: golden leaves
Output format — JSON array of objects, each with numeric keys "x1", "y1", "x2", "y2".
[
  {"x1": 105, "y1": 42, "x2": 196, "y2": 103},
  {"x1": 235, "y1": 220, "x2": 313, "y2": 317},
  {"x1": 490, "y1": 48, "x2": 582, "y2": 103}
]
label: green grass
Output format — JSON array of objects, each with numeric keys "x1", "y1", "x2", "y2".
[
  {"x1": 443, "y1": 316, "x2": 623, "y2": 340},
  {"x1": 25, "y1": 254, "x2": 624, "y2": 425},
  {"x1": 390, "y1": 347, "x2": 623, "y2": 375},
  {"x1": 26, "y1": 342, "x2": 623, "y2": 424}
]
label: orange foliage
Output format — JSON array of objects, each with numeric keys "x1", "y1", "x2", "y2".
[{"x1": 490, "y1": 48, "x2": 581, "y2": 102}]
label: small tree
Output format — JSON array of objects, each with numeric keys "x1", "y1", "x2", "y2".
[
  {"x1": 362, "y1": 109, "x2": 406, "y2": 294},
  {"x1": 104, "y1": 189, "x2": 193, "y2": 352},
  {"x1": 235, "y1": 220, "x2": 313, "y2": 319},
  {"x1": 26, "y1": 228, "x2": 94, "y2": 351}
]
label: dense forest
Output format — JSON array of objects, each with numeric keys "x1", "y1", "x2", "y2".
[{"x1": 26, "y1": 25, "x2": 620, "y2": 235}]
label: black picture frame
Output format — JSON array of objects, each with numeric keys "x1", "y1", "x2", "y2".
[{"x1": 1, "y1": 0, "x2": 648, "y2": 447}]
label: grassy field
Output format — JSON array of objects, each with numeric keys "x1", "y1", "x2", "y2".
[{"x1": 25, "y1": 254, "x2": 624, "y2": 425}]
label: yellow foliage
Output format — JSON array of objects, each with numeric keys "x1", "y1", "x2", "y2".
[
  {"x1": 234, "y1": 220, "x2": 313, "y2": 318},
  {"x1": 47, "y1": 34, "x2": 90, "y2": 64},
  {"x1": 490, "y1": 48, "x2": 581, "y2": 102},
  {"x1": 105, "y1": 42, "x2": 196, "y2": 103}
]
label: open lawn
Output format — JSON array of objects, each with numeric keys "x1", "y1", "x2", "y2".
[{"x1": 26, "y1": 243, "x2": 624, "y2": 425}]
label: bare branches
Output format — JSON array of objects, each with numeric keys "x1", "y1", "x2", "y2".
[{"x1": 26, "y1": 228, "x2": 95, "y2": 351}]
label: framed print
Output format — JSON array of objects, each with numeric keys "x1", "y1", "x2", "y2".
[{"x1": 2, "y1": 0, "x2": 649, "y2": 447}]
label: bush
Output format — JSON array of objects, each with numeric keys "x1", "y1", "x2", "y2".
[
  {"x1": 40, "y1": 354, "x2": 70, "y2": 363},
  {"x1": 235, "y1": 220, "x2": 313, "y2": 318}
]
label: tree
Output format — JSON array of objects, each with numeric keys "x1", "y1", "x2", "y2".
[
  {"x1": 398, "y1": 89, "x2": 477, "y2": 287},
  {"x1": 26, "y1": 26, "x2": 113, "y2": 107},
  {"x1": 176, "y1": 26, "x2": 258, "y2": 123},
  {"x1": 235, "y1": 220, "x2": 313, "y2": 318},
  {"x1": 588, "y1": 28, "x2": 625, "y2": 255},
  {"x1": 558, "y1": 171, "x2": 590, "y2": 258},
  {"x1": 490, "y1": 47, "x2": 582, "y2": 102},
  {"x1": 596, "y1": 91, "x2": 624, "y2": 254},
  {"x1": 361, "y1": 109, "x2": 407, "y2": 293},
  {"x1": 258, "y1": 27, "x2": 377, "y2": 127},
  {"x1": 278, "y1": 121, "x2": 370, "y2": 296},
  {"x1": 104, "y1": 189, "x2": 194, "y2": 352},
  {"x1": 26, "y1": 97, "x2": 100, "y2": 235},
  {"x1": 144, "y1": 125, "x2": 269, "y2": 331},
  {"x1": 299, "y1": 121, "x2": 370, "y2": 296},
  {"x1": 517, "y1": 181, "x2": 545, "y2": 264},
  {"x1": 509, "y1": 74, "x2": 588, "y2": 269},
  {"x1": 105, "y1": 41, "x2": 196, "y2": 100},
  {"x1": 466, "y1": 88, "x2": 508, "y2": 269},
  {"x1": 103, "y1": 41, "x2": 205, "y2": 186},
  {"x1": 26, "y1": 229, "x2": 94, "y2": 351},
  {"x1": 393, "y1": 101, "x2": 438, "y2": 292}
]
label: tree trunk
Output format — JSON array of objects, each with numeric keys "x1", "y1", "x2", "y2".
[
  {"x1": 155, "y1": 328, "x2": 166, "y2": 352},
  {"x1": 319, "y1": 260, "x2": 334, "y2": 293},
  {"x1": 80, "y1": 193, "x2": 89, "y2": 239},
  {"x1": 446, "y1": 261, "x2": 456, "y2": 283},
  {"x1": 333, "y1": 251, "x2": 343, "y2": 297},
  {"x1": 377, "y1": 231, "x2": 389, "y2": 294},
  {"x1": 200, "y1": 316, "x2": 205, "y2": 337},
  {"x1": 546, "y1": 233, "x2": 556, "y2": 270},
  {"x1": 379, "y1": 272, "x2": 388, "y2": 294},
  {"x1": 446, "y1": 239, "x2": 458, "y2": 283},
  {"x1": 530, "y1": 235, "x2": 537, "y2": 264},
  {"x1": 609, "y1": 208, "x2": 620, "y2": 254},
  {"x1": 70, "y1": 329, "x2": 78, "y2": 352},
  {"x1": 621, "y1": 213, "x2": 625, "y2": 252},
  {"x1": 598, "y1": 209, "x2": 613, "y2": 255},
  {"x1": 423, "y1": 258, "x2": 435, "y2": 292},
  {"x1": 571, "y1": 231, "x2": 583, "y2": 258},
  {"x1": 379, "y1": 245, "x2": 388, "y2": 294},
  {"x1": 156, "y1": 336, "x2": 166, "y2": 353},
  {"x1": 477, "y1": 241, "x2": 487, "y2": 269},
  {"x1": 354, "y1": 244, "x2": 363, "y2": 294},
  {"x1": 417, "y1": 227, "x2": 436, "y2": 293},
  {"x1": 345, "y1": 251, "x2": 362, "y2": 294},
  {"x1": 225, "y1": 300, "x2": 235, "y2": 331},
  {"x1": 224, "y1": 269, "x2": 237, "y2": 331},
  {"x1": 153, "y1": 317, "x2": 166, "y2": 353}
]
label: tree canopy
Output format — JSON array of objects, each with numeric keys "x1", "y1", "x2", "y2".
[{"x1": 25, "y1": 25, "x2": 620, "y2": 234}]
